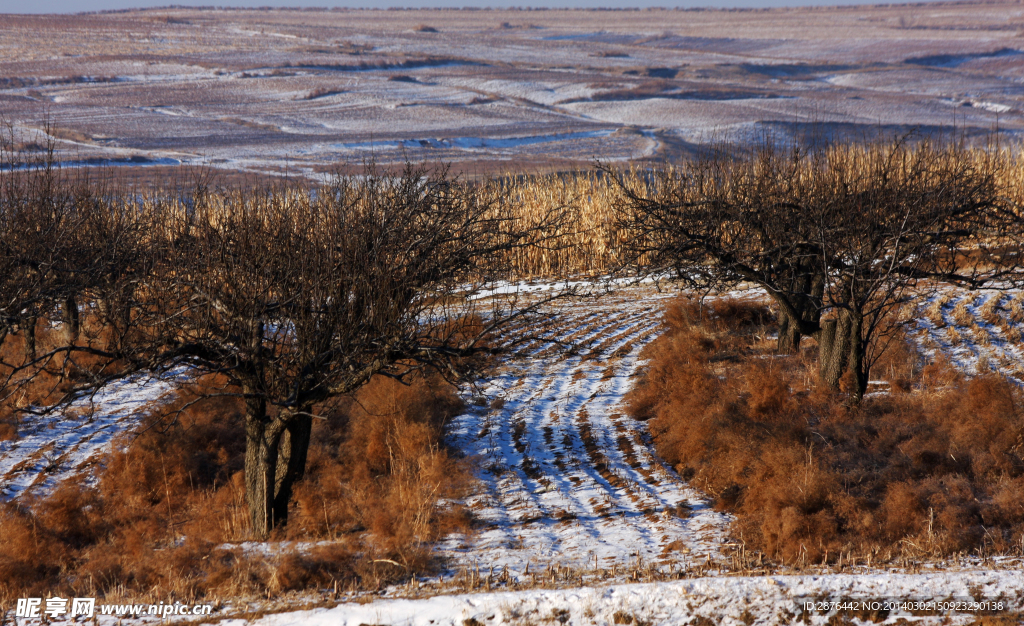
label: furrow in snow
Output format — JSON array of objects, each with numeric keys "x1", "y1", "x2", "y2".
[{"x1": 441, "y1": 296, "x2": 731, "y2": 576}]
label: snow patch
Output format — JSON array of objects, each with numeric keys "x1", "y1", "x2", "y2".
[
  {"x1": 440, "y1": 293, "x2": 732, "y2": 576},
  {"x1": 218, "y1": 569, "x2": 1024, "y2": 626},
  {"x1": 0, "y1": 368, "x2": 184, "y2": 501}
]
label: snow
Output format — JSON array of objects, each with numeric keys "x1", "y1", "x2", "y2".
[
  {"x1": 911, "y1": 289, "x2": 1024, "y2": 384},
  {"x1": 218, "y1": 569, "x2": 1024, "y2": 626},
  {"x1": 447, "y1": 78, "x2": 603, "y2": 108},
  {"x1": 440, "y1": 293, "x2": 732, "y2": 576},
  {"x1": 329, "y1": 129, "x2": 616, "y2": 155},
  {"x1": 0, "y1": 369, "x2": 183, "y2": 501},
  {"x1": 563, "y1": 98, "x2": 765, "y2": 130},
  {"x1": 972, "y1": 101, "x2": 1013, "y2": 114},
  {"x1": 5, "y1": 6, "x2": 1024, "y2": 179},
  {"x1": 467, "y1": 275, "x2": 667, "y2": 301}
]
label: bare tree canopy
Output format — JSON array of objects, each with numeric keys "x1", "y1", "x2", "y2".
[
  {"x1": 0, "y1": 130, "x2": 156, "y2": 413},
  {"x1": 0, "y1": 151, "x2": 573, "y2": 539},
  {"x1": 609, "y1": 137, "x2": 1021, "y2": 401},
  {"x1": 145, "y1": 164, "x2": 564, "y2": 537}
]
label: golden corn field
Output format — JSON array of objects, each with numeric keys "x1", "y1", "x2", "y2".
[
  {"x1": 482, "y1": 170, "x2": 629, "y2": 278},
  {"x1": 485, "y1": 143, "x2": 1024, "y2": 279},
  {"x1": 10, "y1": 141, "x2": 1020, "y2": 282}
]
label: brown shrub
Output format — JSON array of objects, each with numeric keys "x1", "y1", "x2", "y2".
[
  {"x1": 0, "y1": 417, "x2": 17, "y2": 441},
  {"x1": 303, "y1": 87, "x2": 342, "y2": 100},
  {"x1": 290, "y1": 373, "x2": 472, "y2": 574},
  {"x1": 0, "y1": 324, "x2": 76, "y2": 419},
  {"x1": 707, "y1": 298, "x2": 774, "y2": 330},
  {"x1": 873, "y1": 328, "x2": 919, "y2": 392},
  {"x1": 0, "y1": 310, "x2": 133, "y2": 427},
  {"x1": 1, "y1": 369, "x2": 471, "y2": 600},
  {"x1": 660, "y1": 296, "x2": 771, "y2": 335},
  {"x1": 627, "y1": 329, "x2": 716, "y2": 423},
  {"x1": 742, "y1": 361, "x2": 796, "y2": 423},
  {"x1": 271, "y1": 544, "x2": 357, "y2": 593},
  {"x1": 0, "y1": 502, "x2": 68, "y2": 598},
  {"x1": 988, "y1": 477, "x2": 1024, "y2": 527},
  {"x1": 0, "y1": 374, "x2": 257, "y2": 601},
  {"x1": 635, "y1": 294, "x2": 1024, "y2": 565},
  {"x1": 879, "y1": 482, "x2": 927, "y2": 540}
]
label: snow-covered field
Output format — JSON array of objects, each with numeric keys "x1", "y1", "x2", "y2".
[
  {"x1": 0, "y1": 370, "x2": 180, "y2": 502},
  {"x1": 224, "y1": 569, "x2": 1024, "y2": 626},
  {"x1": 231, "y1": 286, "x2": 1024, "y2": 626},
  {"x1": 913, "y1": 289, "x2": 1024, "y2": 385},
  {"x1": 440, "y1": 291, "x2": 732, "y2": 575},
  {"x1": 4, "y1": 284, "x2": 1024, "y2": 624},
  {"x1": 1, "y1": 5, "x2": 1021, "y2": 177}
]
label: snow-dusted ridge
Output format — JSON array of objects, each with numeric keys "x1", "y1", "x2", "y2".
[
  {"x1": 219, "y1": 569, "x2": 1024, "y2": 626},
  {"x1": 912, "y1": 289, "x2": 1024, "y2": 385},
  {"x1": 0, "y1": 369, "x2": 184, "y2": 502}
]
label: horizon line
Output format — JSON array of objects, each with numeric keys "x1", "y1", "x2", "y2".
[{"x1": 5, "y1": 0, "x2": 1007, "y2": 17}]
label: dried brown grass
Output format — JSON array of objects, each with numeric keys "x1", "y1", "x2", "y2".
[
  {"x1": 290, "y1": 374, "x2": 473, "y2": 563},
  {"x1": 0, "y1": 376, "x2": 255, "y2": 603},
  {"x1": 302, "y1": 87, "x2": 343, "y2": 100},
  {"x1": 480, "y1": 171, "x2": 627, "y2": 278},
  {"x1": 629, "y1": 295, "x2": 1024, "y2": 566},
  {"x1": 0, "y1": 371, "x2": 471, "y2": 602},
  {"x1": 2, "y1": 142, "x2": 1016, "y2": 283},
  {"x1": 0, "y1": 312, "x2": 128, "y2": 434},
  {"x1": 951, "y1": 299, "x2": 975, "y2": 328},
  {"x1": 980, "y1": 295, "x2": 1004, "y2": 326},
  {"x1": 1010, "y1": 296, "x2": 1024, "y2": 325},
  {"x1": 474, "y1": 144, "x2": 1024, "y2": 280},
  {"x1": 945, "y1": 325, "x2": 963, "y2": 346}
]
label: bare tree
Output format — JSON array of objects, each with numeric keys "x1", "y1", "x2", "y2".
[
  {"x1": 132, "y1": 163, "x2": 566, "y2": 538},
  {"x1": 0, "y1": 131, "x2": 76, "y2": 362},
  {"x1": 610, "y1": 137, "x2": 1010, "y2": 401},
  {"x1": 810, "y1": 140, "x2": 1006, "y2": 401},
  {"x1": 1, "y1": 138, "x2": 569, "y2": 539},
  {"x1": 606, "y1": 143, "x2": 828, "y2": 354},
  {"x1": 0, "y1": 126, "x2": 161, "y2": 417}
]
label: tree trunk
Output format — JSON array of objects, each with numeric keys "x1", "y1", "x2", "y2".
[
  {"x1": 244, "y1": 394, "x2": 284, "y2": 540},
  {"x1": 63, "y1": 295, "x2": 80, "y2": 345},
  {"x1": 817, "y1": 310, "x2": 852, "y2": 389},
  {"x1": 777, "y1": 312, "x2": 802, "y2": 354},
  {"x1": 817, "y1": 319, "x2": 836, "y2": 383},
  {"x1": 23, "y1": 315, "x2": 37, "y2": 362},
  {"x1": 847, "y1": 313, "x2": 868, "y2": 403},
  {"x1": 272, "y1": 413, "x2": 313, "y2": 527}
]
